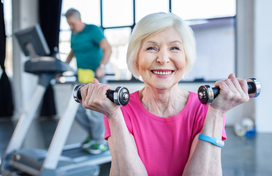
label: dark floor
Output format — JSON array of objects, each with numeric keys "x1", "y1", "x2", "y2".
[{"x1": 1, "y1": 117, "x2": 272, "y2": 176}]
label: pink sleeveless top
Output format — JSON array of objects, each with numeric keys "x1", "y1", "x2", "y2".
[{"x1": 104, "y1": 91, "x2": 226, "y2": 176}]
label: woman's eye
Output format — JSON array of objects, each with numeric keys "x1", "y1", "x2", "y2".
[
  {"x1": 146, "y1": 46, "x2": 159, "y2": 51},
  {"x1": 171, "y1": 46, "x2": 180, "y2": 50},
  {"x1": 147, "y1": 47, "x2": 156, "y2": 51}
]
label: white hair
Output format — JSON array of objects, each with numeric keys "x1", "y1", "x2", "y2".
[{"x1": 126, "y1": 12, "x2": 196, "y2": 80}]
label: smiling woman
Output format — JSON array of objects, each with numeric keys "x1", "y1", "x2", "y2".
[
  {"x1": 78, "y1": 12, "x2": 250, "y2": 176},
  {"x1": 127, "y1": 12, "x2": 196, "y2": 80},
  {"x1": 137, "y1": 27, "x2": 187, "y2": 89}
]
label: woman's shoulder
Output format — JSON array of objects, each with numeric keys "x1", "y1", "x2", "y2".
[
  {"x1": 121, "y1": 91, "x2": 140, "y2": 109},
  {"x1": 120, "y1": 90, "x2": 147, "y2": 117},
  {"x1": 187, "y1": 91, "x2": 209, "y2": 114},
  {"x1": 188, "y1": 91, "x2": 202, "y2": 105},
  {"x1": 119, "y1": 91, "x2": 141, "y2": 125}
]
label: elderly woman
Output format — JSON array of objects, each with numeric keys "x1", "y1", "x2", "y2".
[{"x1": 80, "y1": 12, "x2": 249, "y2": 176}]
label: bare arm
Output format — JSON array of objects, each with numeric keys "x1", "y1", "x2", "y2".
[
  {"x1": 96, "y1": 38, "x2": 112, "y2": 78},
  {"x1": 80, "y1": 79, "x2": 147, "y2": 176},
  {"x1": 183, "y1": 73, "x2": 249, "y2": 176},
  {"x1": 99, "y1": 38, "x2": 112, "y2": 66},
  {"x1": 183, "y1": 108, "x2": 224, "y2": 176},
  {"x1": 108, "y1": 113, "x2": 148, "y2": 176},
  {"x1": 66, "y1": 49, "x2": 74, "y2": 64}
]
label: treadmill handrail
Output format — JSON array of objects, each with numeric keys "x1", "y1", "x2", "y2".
[
  {"x1": 2, "y1": 85, "x2": 46, "y2": 156},
  {"x1": 40, "y1": 93, "x2": 79, "y2": 172}
]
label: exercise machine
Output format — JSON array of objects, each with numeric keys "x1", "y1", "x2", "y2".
[{"x1": 1, "y1": 24, "x2": 110, "y2": 176}]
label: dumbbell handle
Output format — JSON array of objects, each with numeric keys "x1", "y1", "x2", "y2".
[
  {"x1": 198, "y1": 78, "x2": 261, "y2": 104},
  {"x1": 73, "y1": 85, "x2": 130, "y2": 106},
  {"x1": 76, "y1": 88, "x2": 114, "y2": 102}
]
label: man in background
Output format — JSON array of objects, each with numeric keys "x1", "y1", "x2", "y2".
[{"x1": 65, "y1": 8, "x2": 112, "y2": 154}]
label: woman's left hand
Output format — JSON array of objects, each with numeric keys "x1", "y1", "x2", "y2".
[{"x1": 210, "y1": 73, "x2": 249, "y2": 116}]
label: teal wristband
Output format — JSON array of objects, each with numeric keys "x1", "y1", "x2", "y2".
[{"x1": 198, "y1": 134, "x2": 225, "y2": 148}]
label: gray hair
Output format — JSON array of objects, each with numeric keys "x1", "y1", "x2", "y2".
[
  {"x1": 126, "y1": 12, "x2": 196, "y2": 80},
  {"x1": 64, "y1": 8, "x2": 81, "y2": 19}
]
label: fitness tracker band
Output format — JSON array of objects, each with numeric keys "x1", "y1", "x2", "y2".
[
  {"x1": 198, "y1": 134, "x2": 225, "y2": 148},
  {"x1": 99, "y1": 64, "x2": 105, "y2": 69}
]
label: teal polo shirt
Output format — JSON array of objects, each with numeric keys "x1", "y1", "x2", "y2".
[{"x1": 71, "y1": 24, "x2": 105, "y2": 71}]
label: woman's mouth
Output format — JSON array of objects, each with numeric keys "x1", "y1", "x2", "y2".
[{"x1": 151, "y1": 70, "x2": 173, "y2": 75}]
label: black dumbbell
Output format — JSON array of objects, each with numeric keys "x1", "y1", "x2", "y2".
[
  {"x1": 198, "y1": 78, "x2": 261, "y2": 105},
  {"x1": 73, "y1": 85, "x2": 130, "y2": 106}
]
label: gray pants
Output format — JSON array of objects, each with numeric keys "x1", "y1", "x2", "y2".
[{"x1": 75, "y1": 77, "x2": 107, "y2": 144}]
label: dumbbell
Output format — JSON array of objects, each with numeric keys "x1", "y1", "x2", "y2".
[
  {"x1": 198, "y1": 78, "x2": 261, "y2": 105},
  {"x1": 73, "y1": 85, "x2": 130, "y2": 106}
]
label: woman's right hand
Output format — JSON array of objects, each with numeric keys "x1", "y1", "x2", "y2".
[
  {"x1": 210, "y1": 73, "x2": 249, "y2": 116},
  {"x1": 80, "y1": 78, "x2": 120, "y2": 118}
]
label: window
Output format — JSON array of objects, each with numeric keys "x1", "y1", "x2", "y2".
[
  {"x1": 172, "y1": 0, "x2": 236, "y2": 20},
  {"x1": 61, "y1": 0, "x2": 100, "y2": 29},
  {"x1": 103, "y1": 0, "x2": 133, "y2": 27},
  {"x1": 59, "y1": 0, "x2": 101, "y2": 71},
  {"x1": 136, "y1": 0, "x2": 169, "y2": 22},
  {"x1": 172, "y1": 0, "x2": 236, "y2": 81},
  {"x1": 104, "y1": 28, "x2": 132, "y2": 80},
  {"x1": 60, "y1": 0, "x2": 236, "y2": 82}
]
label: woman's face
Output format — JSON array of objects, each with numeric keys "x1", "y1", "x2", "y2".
[{"x1": 137, "y1": 27, "x2": 186, "y2": 90}]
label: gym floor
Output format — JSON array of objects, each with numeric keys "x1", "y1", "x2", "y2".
[{"x1": 0, "y1": 118, "x2": 272, "y2": 176}]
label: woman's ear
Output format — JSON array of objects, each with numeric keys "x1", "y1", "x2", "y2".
[{"x1": 135, "y1": 60, "x2": 139, "y2": 71}]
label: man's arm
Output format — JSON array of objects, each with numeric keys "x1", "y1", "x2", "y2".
[
  {"x1": 95, "y1": 38, "x2": 112, "y2": 78},
  {"x1": 66, "y1": 49, "x2": 74, "y2": 64}
]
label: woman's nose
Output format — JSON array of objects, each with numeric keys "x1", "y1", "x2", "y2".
[{"x1": 156, "y1": 48, "x2": 170, "y2": 65}]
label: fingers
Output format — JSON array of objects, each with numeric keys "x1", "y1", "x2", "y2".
[
  {"x1": 226, "y1": 73, "x2": 247, "y2": 94},
  {"x1": 80, "y1": 85, "x2": 87, "y2": 102},
  {"x1": 80, "y1": 78, "x2": 100, "y2": 104},
  {"x1": 86, "y1": 83, "x2": 96, "y2": 106},
  {"x1": 80, "y1": 81, "x2": 111, "y2": 109},
  {"x1": 225, "y1": 78, "x2": 243, "y2": 94},
  {"x1": 92, "y1": 78, "x2": 100, "y2": 84},
  {"x1": 214, "y1": 80, "x2": 229, "y2": 96},
  {"x1": 214, "y1": 73, "x2": 249, "y2": 102},
  {"x1": 94, "y1": 84, "x2": 112, "y2": 104},
  {"x1": 239, "y1": 79, "x2": 248, "y2": 95},
  {"x1": 210, "y1": 73, "x2": 251, "y2": 114},
  {"x1": 228, "y1": 72, "x2": 235, "y2": 79}
]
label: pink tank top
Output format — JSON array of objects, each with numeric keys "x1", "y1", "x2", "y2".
[{"x1": 104, "y1": 91, "x2": 226, "y2": 176}]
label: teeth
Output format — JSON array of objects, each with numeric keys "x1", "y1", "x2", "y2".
[{"x1": 153, "y1": 71, "x2": 172, "y2": 75}]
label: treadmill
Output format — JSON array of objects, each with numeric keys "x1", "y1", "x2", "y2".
[{"x1": 1, "y1": 24, "x2": 111, "y2": 176}]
